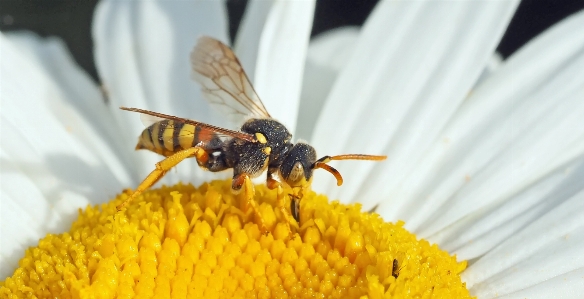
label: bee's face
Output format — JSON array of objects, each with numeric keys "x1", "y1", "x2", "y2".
[
  {"x1": 280, "y1": 143, "x2": 317, "y2": 187},
  {"x1": 284, "y1": 161, "x2": 309, "y2": 187}
]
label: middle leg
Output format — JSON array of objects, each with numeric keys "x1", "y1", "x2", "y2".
[{"x1": 233, "y1": 173, "x2": 269, "y2": 233}]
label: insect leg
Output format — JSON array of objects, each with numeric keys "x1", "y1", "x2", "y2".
[
  {"x1": 232, "y1": 173, "x2": 269, "y2": 234},
  {"x1": 116, "y1": 147, "x2": 207, "y2": 211},
  {"x1": 289, "y1": 195, "x2": 300, "y2": 224},
  {"x1": 200, "y1": 151, "x2": 229, "y2": 172},
  {"x1": 275, "y1": 184, "x2": 298, "y2": 234},
  {"x1": 266, "y1": 167, "x2": 280, "y2": 190}
]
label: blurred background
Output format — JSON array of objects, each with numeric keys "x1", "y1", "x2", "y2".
[{"x1": 1, "y1": 0, "x2": 583, "y2": 84}]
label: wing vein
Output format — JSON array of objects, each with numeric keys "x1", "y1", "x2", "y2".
[{"x1": 190, "y1": 36, "x2": 271, "y2": 125}]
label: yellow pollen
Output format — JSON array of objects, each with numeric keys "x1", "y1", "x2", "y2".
[
  {"x1": 255, "y1": 133, "x2": 267, "y2": 144},
  {"x1": 0, "y1": 180, "x2": 473, "y2": 298}
]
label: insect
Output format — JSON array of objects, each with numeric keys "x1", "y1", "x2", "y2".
[
  {"x1": 392, "y1": 253, "x2": 407, "y2": 279},
  {"x1": 392, "y1": 258, "x2": 400, "y2": 279},
  {"x1": 116, "y1": 36, "x2": 386, "y2": 234}
]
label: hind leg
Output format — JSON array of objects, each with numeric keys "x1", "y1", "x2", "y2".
[{"x1": 117, "y1": 147, "x2": 208, "y2": 211}]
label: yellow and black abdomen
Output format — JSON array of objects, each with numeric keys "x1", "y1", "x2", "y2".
[{"x1": 135, "y1": 120, "x2": 219, "y2": 157}]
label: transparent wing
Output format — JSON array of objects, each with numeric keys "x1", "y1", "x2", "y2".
[
  {"x1": 139, "y1": 113, "x2": 165, "y2": 127},
  {"x1": 122, "y1": 107, "x2": 256, "y2": 143},
  {"x1": 191, "y1": 36, "x2": 271, "y2": 124}
]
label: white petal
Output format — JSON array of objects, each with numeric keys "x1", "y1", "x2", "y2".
[
  {"x1": 0, "y1": 156, "x2": 58, "y2": 279},
  {"x1": 310, "y1": 1, "x2": 519, "y2": 206},
  {"x1": 394, "y1": 10, "x2": 584, "y2": 237},
  {"x1": 0, "y1": 32, "x2": 131, "y2": 278},
  {"x1": 432, "y1": 156, "x2": 584, "y2": 260},
  {"x1": 489, "y1": 268, "x2": 584, "y2": 299},
  {"x1": 253, "y1": 0, "x2": 316, "y2": 133},
  {"x1": 5, "y1": 32, "x2": 134, "y2": 181},
  {"x1": 234, "y1": 0, "x2": 274, "y2": 82},
  {"x1": 93, "y1": 1, "x2": 230, "y2": 185},
  {"x1": 305, "y1": 27, "x2": 360, "y2": 72},
  {"x1": 475, "y1": 52, "x2": 503, "y2": 88},
  {"x1": 296, "y1": 27, "x2": 360, "y2": 140},
  {"x1": 462, "y1": 181, "x2": 584, "y2": 297},
  {"x1": 1, "y1": 32, "x2": 132, "y2": 198}
]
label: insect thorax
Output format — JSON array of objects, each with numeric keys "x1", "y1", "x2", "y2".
[{"x1": 240, "y1": 119, "x2": 292, "y2": 147}]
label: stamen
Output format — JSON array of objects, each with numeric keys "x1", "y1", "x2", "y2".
[{"x1": 0, "y1": 180, "x2": 472, "y2": 298}]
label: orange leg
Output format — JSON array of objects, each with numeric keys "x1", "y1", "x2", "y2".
[
  {"x1": 116, "y1": 147, "x2": 208, "y2": 211},
  {"x1": 233, "y1": 173, "x2": 270, "y2": 234}
]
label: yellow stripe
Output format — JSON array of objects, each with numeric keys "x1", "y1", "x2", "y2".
[
  {"x1": 151, "y1": 122, "x2": 162, "y2": 151},
  {"x1": 163, "y1": 120, "x2": 174, "y2": 151},
  {"x1": 179, "y1": 124, "x2": 196, "y2": 149},
  {"x1": 140, "y1": 128, "x2": 154, "y2": 150}
]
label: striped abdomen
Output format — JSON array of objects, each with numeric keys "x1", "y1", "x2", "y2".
[{"x1": 135, "y1": 120, "x2": 220, "y2": 157}]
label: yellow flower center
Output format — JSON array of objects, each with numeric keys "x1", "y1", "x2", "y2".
[{"x1": 1, "y1": 180, "x2": 473, "y2": 298}]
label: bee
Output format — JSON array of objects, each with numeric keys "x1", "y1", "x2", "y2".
[{"x1": 116, "y1": 36, "x2": 386, "y2": 233}]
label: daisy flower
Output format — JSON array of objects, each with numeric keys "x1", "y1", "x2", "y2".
[{"x1": 1, "y1": 0, "x2": 584, "y2": 298}]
